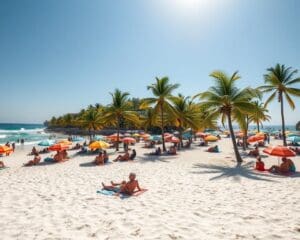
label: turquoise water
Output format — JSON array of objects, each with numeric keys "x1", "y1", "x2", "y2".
[{"x1": 0, "y1": 123, "x2": 50, "y2": 145}]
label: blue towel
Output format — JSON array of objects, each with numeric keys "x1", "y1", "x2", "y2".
[
  {"x1": 44, "y1": 157, "x2": 54, "y2": 163},
  {"x1": 97, "y1": 189, "x2": 116, "y2": 196}
]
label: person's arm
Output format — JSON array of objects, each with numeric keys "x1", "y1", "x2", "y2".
[{"x1": 136, "y1": 181, "x2": 142, "y2": 191}]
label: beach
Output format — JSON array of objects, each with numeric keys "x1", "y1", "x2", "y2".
[{"x1": 1, "y1": 138, "x2": 299, "y2": 240}]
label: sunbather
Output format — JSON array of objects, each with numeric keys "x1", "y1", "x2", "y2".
[
  {"x1": 102, "y1": 172, "x2": 141, "y2": 196},
  {"x1": 29, "y1": 146, "x2": 38, "y2": 156},
  {"x1": 24, "y1": 153, "x2": 41, "y2": 166},
  {"x1": 113, "y1": 150, "x2": 130, "y2": 162},
  {"x1": 268, "y1": 157, "x2": 295, "y2": 174},
  {"x1": 248, "y1": 146, "x2": 259, "y2": 157},
  {"x1": 129, "y1": 149, "x2": 136, "y2": 160},
  {"x1": 255, "y1": 156, "x2": 265, "y2": 171},
  {"x1": 95, "y1": 152, "x2": 105, "y2": 165},
  {"x1": 103, "y1": 150, "x2": 109, "y2": 163},
  {"x1": 61, "y1": 150, "x2": 69, "y2": 160},
  {"x1": 207, "y1": 145, "x2": 219, "y2": 153},
  {"x1": 149, "y1": 147, "x2": 162, "y2": 156},
  {"x1": 53, "y1": 151, "x2": 64, "y2": 163},
  {"x1": 0, "y1": 161, "x2": 5, "y2": 168}
]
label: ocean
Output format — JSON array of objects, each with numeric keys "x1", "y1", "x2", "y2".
[{"x1": 0, "y1": 123, "x2": 50, "y2": 145}]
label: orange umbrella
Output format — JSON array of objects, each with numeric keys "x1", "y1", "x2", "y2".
[
  {"x1": 0, "y1": 145, "x2": 13, "y2": 155},
  {"x1": 247, "y1": 135, "x2": 264, "y2": 143},
  {"x1": 57, "y1": 140, "x2": 72, "y2": 145},
  {"x1": 122, "y1": 137, "x2": 136, "y2": 144},
  {"x1": 49, "y1": 143, "x2": 69, "y2": 152},
  {"x1": 204, "y1": 135, "x2": 218, "y2": 142},
  {"x1": 263, "y1": 145, "x2": 296, "y2": 157}
]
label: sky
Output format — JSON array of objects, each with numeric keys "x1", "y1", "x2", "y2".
[{"x1": 0, "y1": 0, "x2": 299, "y2": 125}]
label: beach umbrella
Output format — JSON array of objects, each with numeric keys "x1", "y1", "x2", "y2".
[
  {"x1": 247, "y1": 135, "x2": 265, "y2": 143},
  {"x1": 148, "y1": 135, "x2": 162, "y2": 141},
  {"x1": 140, "y1": 133, "x2": 151, "y2": 139},
  {"x1": 72, "y1": 136, "x2": 84, "y2": 142},
  {"x1": 93, "y1": 135, "x2": 106, "y2": 141},
  {"x1": 132, "y1": 133, "x2": 140, "y2": 137},
  {"x1": 204, "y1": 135, "x2": 218, "y2": 142},
  {"x1": 89, "y1": 141, "x2": 110, "y2": 150},
  {"x1": 0, "y1": 145, "x2": 13, "y2": 155},
  {"x1": 122, "y1": 137, "x2": 136, "y2": 144},
  {"x1": 57, "y1": 140, "x2": 72, "y2": 145},
  {"x1": 196, "y1": 132, "x2": 207, "y2": 138},
  {"x1": 263, "y1": 145, "x2": 296, "y2": 157},
  {"x1": 124, "y1": 133, "x2": 131, "y2": 137},
  {"x1": 182, "y1": 133, "x2": 192, "y2": 139},
  {"x1": 287, "y1": 136, "x2": 300, "y2": 143},
  {"x1": 49, "y1": 143, "x2": 69, "y2": 152},
  {"x1": 167, "y1": 136, "x2": 180, "y2": 143},
  {"x1": 38, "y1": 139, "x2": 55, "y2": 146}
]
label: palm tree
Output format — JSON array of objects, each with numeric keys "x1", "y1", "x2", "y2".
[
  {"x1": 170, "y1": 94, "x2": 207, "y2": 148},
  {"x1": 197, "y1": 71, "x2": 257, "y2": 162},
  {"x1": 140, "y1": 107, "x2": 160, "y2": 132},
  {"x1": 79, "y1": 109, "x2": 103, "y2": 140},
  {"x1": 102, "y1": 89, "x2": 140, "y2": 151},
  {"x1": 248, "y1": 101, "x2": 271, "y2": 132},
  {"x1": 260, "y1": 64, "x2": 300, "y2": 146},
  {"x1": 141, "y1": 77, "x2": 179, "y2": 151}
]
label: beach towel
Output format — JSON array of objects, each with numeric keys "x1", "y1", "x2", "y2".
[
  {"x1": 97, "y1": 189, "x2": 148, "y2": 199},
  {"x1": 44, "y1": 157, "x2": 54, "y2": 163}
]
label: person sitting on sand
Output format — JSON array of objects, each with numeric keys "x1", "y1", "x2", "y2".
[
  {"x1": 103, "y1": 150, "x2": 109, "y2": 163},
  {"x1": 24, "y1": 152, "x2": 41, "y2": 166},
  {"x1": 207, "y1": 145, "x2": 219, "y2": 153},
  {"x1": 129, "y1": 149, "x2": 136, "y2": 160},
  {"x1": 53, "y1": 151, "x2": 64, "y2": 163},
  {"x1": 61, "y1": 150, "x2": 69, "y2": 160},
  {"x1": 255, "y1": 156, "x2": 265, "y2": 171},
  {"x1": 268, "y1": 157, "x2": 295, "y2": 174},
  {"x1": 102, "y1": 172, "x2": 142, "y2": 196},
  {"x1": 184, "y1": 141, "x2": 191, "y2": 148},
  {"x1": 167, "y1": 146, "x2": 177, "y2": 155},
  {"x1": 113, "y1": 150, "x2": 130, "y2": 162},
  {"x1": 248, "y1": 146, "x2": 259, "y2": 157},
  {"x1": 95, "y1": 152, "x2": 105, "y2": 165},
  {"x1": 199, "y1": 140, "x2": 208, "y2": 147},
  {"x1": 0, "y1": 161, "x2": 5, "y2": 168},
  {"x1": 30, "y1": 147, "x2": 38, "y2": 156}
]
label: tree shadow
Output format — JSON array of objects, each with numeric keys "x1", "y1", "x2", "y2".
[
  {"x1": 138, "y1": 154, "x2": 178, "y2": 163},
  {"x1": 191, "y1": 161, "x2": 282, "y2": 182}
]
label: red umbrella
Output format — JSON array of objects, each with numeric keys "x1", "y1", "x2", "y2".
[
  {"x1": 49, "y1": 143, "x2": 69, "y2": 152},
  {"x1": 263, "y1": 145, "x2": 296, "y2": 157},
  {"x1": 247, "y1": 135, "x2": 264, "y2": 143},
  {"x1": 122, "y1": 137, "x2": 136, "y2": 144}
]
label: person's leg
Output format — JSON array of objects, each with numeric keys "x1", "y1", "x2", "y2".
[{"x1": 0, "y1": 161, "x2": 4, "y2": 168}]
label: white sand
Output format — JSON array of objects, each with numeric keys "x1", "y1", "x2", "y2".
[{"x1": 0, "y1": 138, "x2": 299, "y2": 240}]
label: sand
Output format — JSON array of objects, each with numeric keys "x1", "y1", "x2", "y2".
[{"x1": 0, "y1": 138, "x2": 299, "y2": 240}]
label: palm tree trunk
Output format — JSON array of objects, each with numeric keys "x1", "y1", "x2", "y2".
[
  {"x1": 179, "y1": 127, "x2": 183, "y2": 149},
  {"x1": 160, "y1": 104, "x2": 166, "y2": 152},
  {"x1": 227, "y1": 113, "x2": 243, "y2": 163},
  {"x1": 280, "y1": 93, "x2": 287, "y2": 146},
  {"x1": 242, "y1": 130, "x2": 247, "y2": 151},
  {"x1": 257, "y1": 121, "x2": 260, "y2": 133}
]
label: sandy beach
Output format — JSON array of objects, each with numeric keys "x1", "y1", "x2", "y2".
[{"x1": 0, "y1": 138, "x2": 299, "y2": 240}]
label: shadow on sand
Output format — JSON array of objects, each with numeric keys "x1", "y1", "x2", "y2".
[{"x1": 190, "y1": 161, "x2": 288, "y2": 182}]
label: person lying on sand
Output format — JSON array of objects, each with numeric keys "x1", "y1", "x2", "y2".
[
  {"x1": 95, "y1": 152, "x2": 105, "y2": 165},
  {"x1": 248, "y1": 146, "x2": 259, "y2": 157},
  {"x1": 0, "y1": 161, "x2": 5, "y2": 168},
  {"x1": 113, "y1": 150, "x2": 130, "y2": 162},
  {"x1": 268, "y1": 157, "x2": 296, "y2": 174},
  {"x1": 39, "y1": 148, "x2": 49, "y2": 154},
  {"x1": 24, "y1": 153, "x2": 41, "y2": 166},
  {"x1": 255, "y1": 156, "x2": 265, "y2": 171},
  {"x1": 207, "y1": 145, "x2": 219, "y2": 153},
  {"x1": 102, "y1": 172, "x2": 141, "y2": 196}
]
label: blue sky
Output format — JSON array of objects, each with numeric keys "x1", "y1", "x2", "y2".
[{"x1": 0, "y1": 0, "x2": 299, "y2": 125}]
